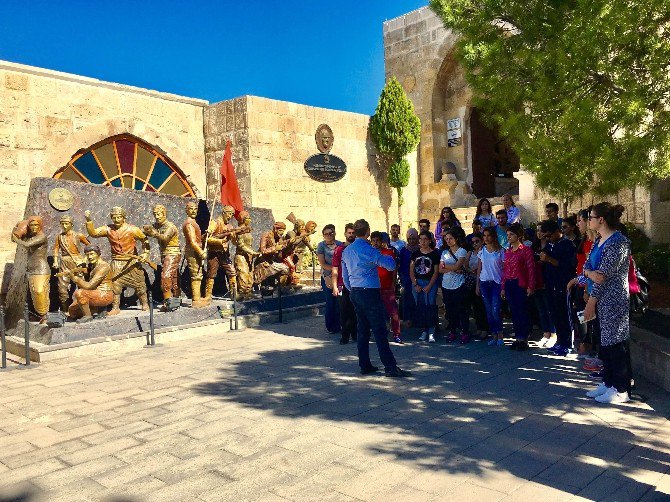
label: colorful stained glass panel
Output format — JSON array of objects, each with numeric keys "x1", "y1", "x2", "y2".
[
  {"x1": 93, "y1": 143, "x2": 118, "y2": 180},
  {"x1": 73, "y1": 152, "x2": 106, "y2": 185},
  {"x1": 135, "y1": 145, "x2": 154, "y2": 181},
  {"x1": 149, "y1": 158, "x2": 172, "y2": 189},
  {"x1": 116, "y1": 140, "x2": 135, "y2": 174}
]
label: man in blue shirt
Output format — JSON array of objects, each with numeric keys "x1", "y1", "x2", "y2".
[
  {"x1": 342, "y1": 219, "x2": 411, "y2": 378},
  {"x1": 539, "y1": 219, "x2": 577, "y2": 356},
  {"x1": 495, "y1": 210, "x2": 510, "y2": 249}
]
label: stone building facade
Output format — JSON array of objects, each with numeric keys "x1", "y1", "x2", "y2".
[
  {"x1": 382, "y1": 7, "x2": 670, "y2": 241},
  {"x1": 0, "y1": 61, "x2": 417, "y2": 290}
]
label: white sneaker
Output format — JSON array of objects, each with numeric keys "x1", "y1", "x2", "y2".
[
  {"x1": 419, "y1": 332, "x2": 427, "y2": 342},
  {"x1": 428, "y1": 334, "x2": 435, "y2": 343},
  {"x1": 586, "y1": 383, "x2": 609, "y2": 398},
  {"x1": 595, "y1": 388, "x2": 630, "y2": 404}
]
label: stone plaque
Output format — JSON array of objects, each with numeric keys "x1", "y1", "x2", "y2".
[
  {"x1": 48, "y1": 187, "x2": 74, "y2": 211},
  {"x1": 304, "y1": 154, "x2": 347, "y2": 183}
]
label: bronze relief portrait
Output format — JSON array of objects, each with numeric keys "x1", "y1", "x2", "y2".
[{"x1": 315, "y1": 124, "x2": 334, "y2": 154}]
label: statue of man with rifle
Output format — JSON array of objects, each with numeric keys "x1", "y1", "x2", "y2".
[
  {"x1": 85, "y1": 207, "x2": 153, "y2": 315},
  {"x1": 203, "y1": 204, "x2": 249, "y2": 303}
]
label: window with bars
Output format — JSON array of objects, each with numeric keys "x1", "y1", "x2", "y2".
[{"x1": 53, "y1": 134, "x2": 196, "y2": 197}]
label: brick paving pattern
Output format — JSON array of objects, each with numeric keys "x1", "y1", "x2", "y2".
[{"x1": 1, "y1": 316, "x2": 670, "y2": 501}]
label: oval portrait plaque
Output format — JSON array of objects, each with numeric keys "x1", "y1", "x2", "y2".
[
  {"x1": 48, "y1": 187, "x2": 74, "y2": 211},
  {"x1": 304, "y1": 154, "x2": 347, "y2": 183}
]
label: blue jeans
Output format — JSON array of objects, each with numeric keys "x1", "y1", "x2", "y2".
[
  {"x1": 480, "y1": 280, "x2": 503, "y2": 333},
  {"x1": 411, "y1": 279, "x2": 438, "y2": 330},
  {"x1": 442, "y1": 284, "x2": 470, "y2": 334},
  {"x1": 533, "y1": 288, "x2": 555, "y2": 333},
  {"x1": 321, "y1": 277, "x2": 340, "y2": 333},
  {"x1": 349, "y1": 288, "x2": 398, "y2": 371},
  {"x1": 505, "y1": 279, "x2": 530, "y2": 340}
]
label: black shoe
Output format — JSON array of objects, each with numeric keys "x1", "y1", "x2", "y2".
[
  {"x1": 510, "y1": 340, "x2": 520, "y2": 350},
  {"x1": 339, "y1": 337, "x2": 349, "y2": 345},
  {"x1": 516, "y1": 340, "x2": 529, "y2": 351},
  {"x1": 360, "y1": 365, "x2": 379, "y2": 375},
  {"x1": 385, "y1": 367, "x2": 412, "y2": 378},
  {"x1": 351, "y1": 335, "x2": 357, "y2": 342}
]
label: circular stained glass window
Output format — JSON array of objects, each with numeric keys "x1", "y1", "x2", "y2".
[{"x1": 53, "y1": 134, "x2": 196, "y2": 197}]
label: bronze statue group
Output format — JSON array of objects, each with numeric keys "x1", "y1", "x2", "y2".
[{"x1": 12, "y1": 204, "x2": 317, "y2": 324}]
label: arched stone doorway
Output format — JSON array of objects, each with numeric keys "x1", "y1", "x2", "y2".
[
  {"x1": 431, "y1": 53, "x2": 520, "y2": 202},
  {"x1": 52, "y1": 133, "x2": 196, "y2": 197},
  {"x1": 470, "y1": 108, "x2": 520, "y2": 198}
]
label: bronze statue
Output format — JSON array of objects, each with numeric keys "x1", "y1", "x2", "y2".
[
  {"x1": 144, "y1": 204, "x2": 181, "y2": 310},
  {"x1": 254, "y1": 222, "x2": 291, "y2": 285},
  {"x1": 65, "y1": 244, "x2": 114, "y2": 322},
  {"x1": 204, "y1": 205, "x2": 249, "y2": 303},
  {"x1": 233, "y1": 210, "x2": 260, "y2": 299},
  {"x1": 85, "y1": 207, "x2": 151, "y2": 315},
  {"x1": 182, "y1": 202, "x2": 207, "y2": 307},
  {"x1": 12, "y1": 216, "x2": 50, "y2": 322},
  {"x1": 52, "y1": 215, "x2": 90, "y2": 312},
  {"x1": 283, "y1": 214, "x2": 317, "y2": 287},
  {"x1": 315, "y1": 123, "x2": 334, "y2": 154}
]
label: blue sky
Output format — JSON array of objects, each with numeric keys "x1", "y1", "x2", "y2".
[{"x1": 0, "y1": 1, "x2": 428, "y2": 115}]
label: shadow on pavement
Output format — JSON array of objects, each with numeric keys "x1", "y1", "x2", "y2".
[{"x1": 193, "y1": 319, "x2": 670, "y2": 500}]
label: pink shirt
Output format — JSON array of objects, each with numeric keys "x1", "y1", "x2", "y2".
[{"x1": 502, "y1": 244, "x2": 536, "y2": 292}]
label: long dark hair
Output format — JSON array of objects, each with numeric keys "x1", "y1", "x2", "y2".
[
  {"x1": 482, "y1": 227, "x2": 501, "y2": 251},
  {"x1": 475, "y1": 198, "x2": 492, "y2": 218},
  {"x1": 445, "y1": 226, "x2": 467, "y2": 249}
]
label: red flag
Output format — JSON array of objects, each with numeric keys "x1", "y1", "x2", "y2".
[{"x1": 219, "y1": 140, "x2": 244, "y2": 216}]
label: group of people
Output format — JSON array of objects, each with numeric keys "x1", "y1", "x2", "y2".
[{"x1": 316, "y1": 197, "x2": 634, "y2": 404}]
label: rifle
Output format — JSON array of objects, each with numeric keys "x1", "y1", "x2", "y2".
[
  {"x1": 208, "y1": 225, "x2": 251, "y2": 240},
  {"x1": 115, "y1": 253, "x2": 158, "y2": 271},
  {"x1": 54, "y1": 266, "x2": 88, "y2": 278}
]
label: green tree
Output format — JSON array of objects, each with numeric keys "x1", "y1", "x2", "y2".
[
  {"x1": 369, "y1": 77, "x2": 421, "y2": 228},
  {"x1": 430, "y1": 0, "x2": 670, "y2": 199}
]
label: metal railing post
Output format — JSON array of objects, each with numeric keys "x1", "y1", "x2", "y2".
[
  {"x1": 278, "y1": 278, "x2": 283, "y2": 323},
  {"x1": 1, "y1": 305, "x2": 6, "y2": 369},
  {"x1": 232, "y1": 287, "x2": 239, "y2": 331},
  {"x1": 148, "y1": 291, "x2": 155, "y2": 346},
  {"x1": 23, "y1": 302, "x2": 30, "y2": 366}
]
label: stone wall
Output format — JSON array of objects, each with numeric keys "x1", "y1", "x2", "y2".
[
  {"x1": 0, "y1": 60, "x2": 207, "y2": 289},
  {"x1": 204, "y1": 95, "x2": 419, "y2": 237},
  {"x1": 383, "y1": 7, "x2": 474, "y2": 218}
]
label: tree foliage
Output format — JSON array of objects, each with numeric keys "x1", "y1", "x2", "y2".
[
  {"x1": 430, "y1": 0, "x2": 670, "y2": 198},
  {"x1": 388, "y1": 158, "x2": 411, "y2": 205},
  {"x1": 369, "y1": 77, "x2": 421, "y2": 226}
]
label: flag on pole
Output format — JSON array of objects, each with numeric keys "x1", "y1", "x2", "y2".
[{"x1": 219, "y1": 139, "x2": 244, "y2": 217}]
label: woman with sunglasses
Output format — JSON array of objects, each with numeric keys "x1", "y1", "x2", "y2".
[
  {"x1": 583, "y1": 203, "x2": 632, "y2": 404},
  {"x1": 435, "y1": 206, "x2": 461, "y2": 240},
  {"x1": 317, "y1": 224, "x2": 342, "y2": 334}
]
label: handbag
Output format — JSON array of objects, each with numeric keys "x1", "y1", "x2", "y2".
[
  {"x1": 448, "y1": 248, "x2": 476, "y2": 289},
  {"x1": 629, "y1": 257, "x2": 649, "y2": 315}
]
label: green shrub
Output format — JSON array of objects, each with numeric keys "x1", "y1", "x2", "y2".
[
  {"x1": 624, "y1": 222, "x2": 651, "y2": 254},
  {"x1": 635, "y1": 244, "x2": 670, "y2": 280}
]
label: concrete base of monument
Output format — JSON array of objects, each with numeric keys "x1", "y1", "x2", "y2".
[{"x1": 5, "y1": 286, "x2": 324, "y2": 363}]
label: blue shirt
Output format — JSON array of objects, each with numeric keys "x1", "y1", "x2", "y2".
[
  {"x1": 390, "y1": 239, "x2": 406, "y2": 252},
  {"x1": 398, "y1": 246, "x2": 414, "y2": 288},
  {"x1": 496, "y1": 225, "x2": 509, "y2": 250},
  {"x1": 342, "y1": 237, "x2": 396, "y2": 289}
]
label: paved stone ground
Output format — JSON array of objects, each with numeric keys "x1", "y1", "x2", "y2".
[{"x1": 1, "y1": 316, "x2": 670, "y2": 502}]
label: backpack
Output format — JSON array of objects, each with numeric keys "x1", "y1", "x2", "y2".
[{"x1": 629, "y1": 256, "x2": 649, "y2": 315}]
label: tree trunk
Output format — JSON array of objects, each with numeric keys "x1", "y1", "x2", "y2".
[{"x1": 397, "y1": 187, "x2": 404, "y2": 231}]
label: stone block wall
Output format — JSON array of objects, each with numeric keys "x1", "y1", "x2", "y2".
[
  {"x1": 383, "y1": 7, "x2": 472, "y2": 218},
  {"x1": 0, "y1": 60, "x2": 207, "y2": 290},
  {"x1": 204, "y1": 95, "x2": 419, "y2": 238}
]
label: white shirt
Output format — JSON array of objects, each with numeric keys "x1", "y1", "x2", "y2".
[
  {"x1": 478, "y1": 247, "x2": 504, "y2": 284},
  {"x1": 440, "y1": 247, "x2": 468, "y2": 289}
]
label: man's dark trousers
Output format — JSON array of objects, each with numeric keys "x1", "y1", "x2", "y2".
[
  {"x1": 349, "y1": 287, "x2": 398, "y2": 371},
  {"x1": 339, "y1": 287, "x2": 357, "y2": 341}
]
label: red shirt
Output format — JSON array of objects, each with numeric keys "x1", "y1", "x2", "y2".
[
  {"x1": 331, "y1": 244, "x2": 346, "y2": 288},
  {"x1": 577, "y1": 239, "x2": 593, "y2": 275},
  {"x1": 502, "y1": 244, "x2": 535, "y2": 292},
  {"x1": 377, "y1": 248, "x2": 396, "y2": 290}
]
